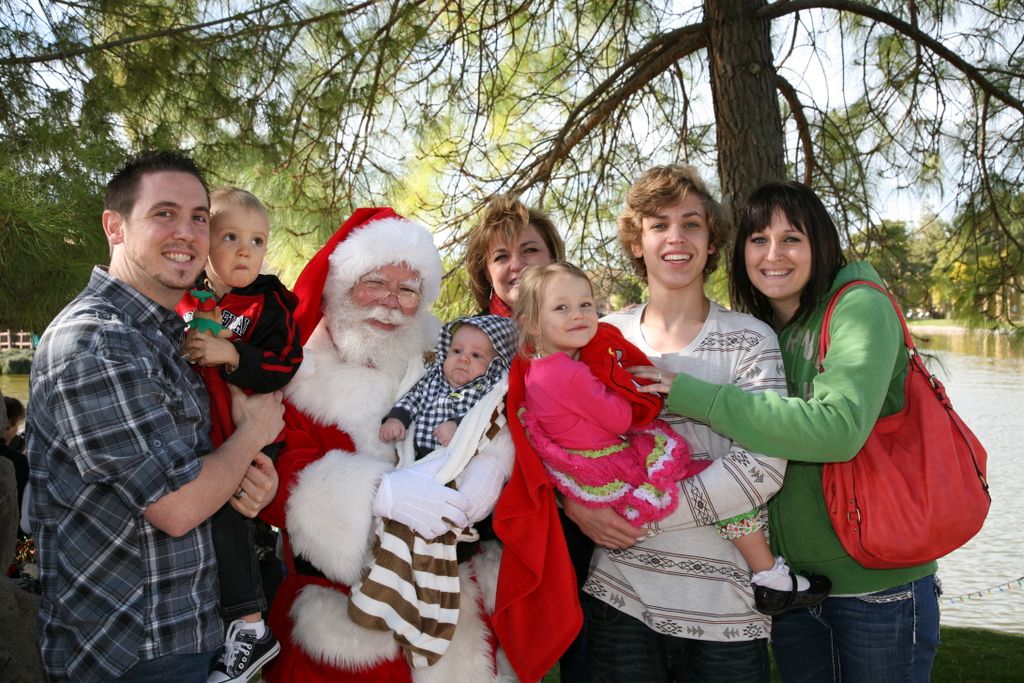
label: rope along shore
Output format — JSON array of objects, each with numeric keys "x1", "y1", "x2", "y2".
[{"x1": 943, "y1": 576, "x2": 1024, "y2": 605}]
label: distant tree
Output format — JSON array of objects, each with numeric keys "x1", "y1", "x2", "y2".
[
  {"x1": 0, "y1": 164, "x2": 108, "y2": 331},
  {"x1": 931, "y1": 178, "x2": 1024, "y2": 325},
  {"x1": 847, "y1": 218, "x2": 939, "y2": 317},
  {"x1": 848, "y1": 219, "x2": 908, "y2": 304},
  {"x1": 2, "y1": 1, "x2": 1022, "y2": 325},
  {"x1": 906, "y1": 211, "x2": 951, "y2": 318}
]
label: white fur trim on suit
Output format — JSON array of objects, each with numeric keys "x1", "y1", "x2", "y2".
[
  {"x1": 413, "y1": 561, "x2": 499, "y2": 683},
  {"x1": 474, "y1": 542, "x2": 519, "y2": 682},
  {"x1": 286, "y1": 451, "x2": 394, "y2": 585},
  {"x1": 290, "y1": 562, "x2": 504, "y2": 681},
  {"x1": 327, "y1": 216, "x2": 443, "y2": 306},
  {"x1": 291, "y1": 585, "x2": 400, "y2": 668},
  {"x1": 286, "y1": 321, "x2": 435, "y2": 461},
  {"x1": 473, "y1": 540, "x2": 503, "y2": 615}
]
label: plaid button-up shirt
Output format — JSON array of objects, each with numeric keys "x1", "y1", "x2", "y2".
[{"x1": 27, "y1": 267, "x2": 221, "y2": 682}]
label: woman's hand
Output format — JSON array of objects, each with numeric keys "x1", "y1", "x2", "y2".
[
  {"x1": 563, "y1": 497, "x2": 647, "y2": 549},
  {"x1": 629, "y1": 365, "x2": 676, "y2": 395}
]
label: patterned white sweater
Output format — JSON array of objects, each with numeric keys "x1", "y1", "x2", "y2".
[{"x1": 585, "y1": 301, "x2": 788, "y2": 642}]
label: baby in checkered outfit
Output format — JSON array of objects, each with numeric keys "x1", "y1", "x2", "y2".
[{"x1": 380, "y1": 314, "x2": 517, "y2": 458}]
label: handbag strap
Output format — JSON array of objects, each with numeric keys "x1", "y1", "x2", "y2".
[
  {"x1": 817, "y1": 279, "x2": 952, "y2": 403},
  {"x1": 818, "y1": 280, "x2": 917, "y2": 368}
]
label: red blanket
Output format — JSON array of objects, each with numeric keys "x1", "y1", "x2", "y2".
[{"x1": 492, "y1": 323, "x2": 659, "y2": 682}]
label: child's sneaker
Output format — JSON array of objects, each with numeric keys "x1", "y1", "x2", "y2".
[{"x1": 207, "y1": 619, "x2": 281, "y2": 683}]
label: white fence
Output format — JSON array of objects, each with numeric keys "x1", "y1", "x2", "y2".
[{"x1": 0, "y1": 330, "x2": 34, "y2": 350}]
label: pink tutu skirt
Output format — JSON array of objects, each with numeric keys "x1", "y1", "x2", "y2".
[{"x1": 521, "y1": 412, "x2": 709, "y2": 524}]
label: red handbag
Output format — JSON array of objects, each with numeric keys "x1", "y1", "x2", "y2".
[{"x1": 820, "y1": 280, "x2": 990, "y2": 569}]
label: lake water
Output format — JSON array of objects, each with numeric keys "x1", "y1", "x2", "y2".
[
  {"x1": 3, "y1": 328, "x2": 1022, "y2": 633},
  {"x1": 1, "y1": 373, "x2": 29, "y2": 403}
]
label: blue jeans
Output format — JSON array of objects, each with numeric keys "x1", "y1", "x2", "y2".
[
  {"x1": 771, "y1": 575, "x2": 941, "y2": 683},
  {"x1": 585, "y1": 595, "x2": 770, "y2": 682},
  {"x1": 115, "y1": 650, "x2": 218, "y2": 682}
]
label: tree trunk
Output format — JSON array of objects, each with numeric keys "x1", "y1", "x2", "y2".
[{"x1": 704, "y1": 0, "x2": 786, "y2": 233}]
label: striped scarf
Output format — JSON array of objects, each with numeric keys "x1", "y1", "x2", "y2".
[
  {"x1": 348, "y1": 520, "x2": 462, "y2": 667},
  {"x1": 348, "y1": 382, "x2": 508, "y2": 667}
]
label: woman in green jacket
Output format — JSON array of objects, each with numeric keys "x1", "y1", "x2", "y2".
[{"x1": 636, "y1": 180, "x2": 940, "y2": 683}]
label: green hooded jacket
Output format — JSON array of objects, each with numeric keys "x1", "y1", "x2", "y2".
[{"x1": 666, "y1": 261, "x2": 936, "y2": 593}]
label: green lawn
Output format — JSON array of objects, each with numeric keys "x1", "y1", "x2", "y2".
[
  {"x1": 930, "y1": 627, "x2": 1024, "y2": 683},
  {"x1": 541, "y1": 626, "x2": 1024, "y2": 682}
]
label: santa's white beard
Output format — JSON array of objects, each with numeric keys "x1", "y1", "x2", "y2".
[{"x1": 325, "y1": 301, "x2": 423, "y2": 375}]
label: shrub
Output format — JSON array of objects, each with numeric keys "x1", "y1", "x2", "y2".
[{"x1": 0, "y1": 349, "x2": 34, "y2": 374}]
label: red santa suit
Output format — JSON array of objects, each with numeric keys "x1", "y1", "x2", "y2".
[{"x1": 259, "y1": 209, "x2": 507, "y2": 683}]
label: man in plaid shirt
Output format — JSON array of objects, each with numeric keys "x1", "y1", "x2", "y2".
[{"x1": 26, "y1": 151, "x2": 284, "y2": 683}]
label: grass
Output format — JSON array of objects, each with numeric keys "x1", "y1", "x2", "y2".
[
  {"x1": 930, "y1": 627, "x2": 1024, "y2": 683},
  {"x1": 541, "y1": 627, "x2": 1024, "y2": 682}
]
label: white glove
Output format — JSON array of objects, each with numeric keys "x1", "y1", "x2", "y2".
[
  {"x1": 456, "y1": 453, "x2": 508, "y2": 524},
  {"x1": 373, "y1": 457, "x2": 470, "y2": 539}
]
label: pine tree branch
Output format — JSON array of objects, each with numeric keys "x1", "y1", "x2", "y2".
[
  {"x1": 0, "y1": 1, "x2": 376, "y2": 66},
  {"x1": 512, "y1": 21, "x2": 709, "y2": 192},
  {"x1": 762, "y1": 0, "x2": 1024, "y2": 114}
]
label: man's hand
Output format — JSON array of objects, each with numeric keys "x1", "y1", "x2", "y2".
[
  {"x1": 563, "y1": 497, "x2": 647, "y2": 549},
  {"x1": 228, "y1": 385, "x2": 284, "y2": 451},
  {"x1": 433, "y1": 420, "x2": 457, "y2": 446},
  {"x1": 373, "y1": 457, "x2": 470, "y2": 539},
  {"x1": 379, "y1": 417, "x2": 406, "y2": 443},
  {"x1": 229, "y1": 452, "x2": 279, "y2": 517},
  {"x1": 183, "y1": 330, "x2": 241, "y2": 371}
]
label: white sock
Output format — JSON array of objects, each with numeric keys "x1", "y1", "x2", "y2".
[
  {"x1": 750, "y1": 556, "x2": 810, "y2": 592},
  {"x1": 234, "y1": 618, "x2": 266, "y2": 639}
]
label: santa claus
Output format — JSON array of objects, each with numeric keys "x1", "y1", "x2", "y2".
[{"x1": 260, "y1": 208, "x2": 515, "y2": 683}]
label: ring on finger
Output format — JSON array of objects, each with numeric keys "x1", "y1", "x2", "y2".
[
  {"x1": 233, "y1": 488, "x2": 246, "y2": 500},
  {"x1": 657, "y1": 372, "x2": 663, "y2": 383}
]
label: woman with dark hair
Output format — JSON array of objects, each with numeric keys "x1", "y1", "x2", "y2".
[
  {"x1": 465, "y1": 195, "x2": 565, "y2": 316},
  {"x1": 728, "y1": 181, "x2": 848, "y2": 325},
  {"x1": 637, "y1": 180, "x2": 940, "y2": 682}
]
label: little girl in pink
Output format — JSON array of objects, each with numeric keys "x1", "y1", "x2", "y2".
[
  {"x1": 514, "y1": 262, "x2": 829, "y2": 614},
  {"x1": 516, "y1": 264, "x2": 703, "y2": 523}
]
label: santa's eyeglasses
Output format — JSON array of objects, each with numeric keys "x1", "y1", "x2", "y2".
[{"x1": 355, "y1": 278, "x2": 422, "y2": 306}]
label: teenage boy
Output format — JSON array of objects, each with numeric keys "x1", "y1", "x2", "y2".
[{"x1": 567, "y1": 164, "x2": 787, "y2": 682}]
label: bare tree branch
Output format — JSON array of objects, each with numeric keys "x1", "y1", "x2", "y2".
[
  {"x1": 763, "y1": 0, "x2": 1024, "y2": 114},
  {"x1": 775, "y1": 73, "x2": 815, "y2": 184}
]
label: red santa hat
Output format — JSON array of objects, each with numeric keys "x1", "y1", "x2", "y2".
[{"x1": 291, "y1": 208, "x2": 443, "y2": 345}]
